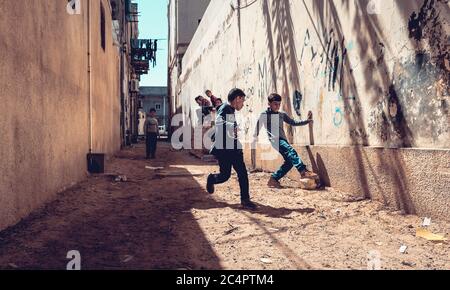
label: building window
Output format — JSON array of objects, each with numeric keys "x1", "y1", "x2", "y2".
[
  {"x1": 100, "y1": 2, "x2": 106, "y2": 51},
  {"x1": 155, "y1": 104, "x2": 161, "y2": 111}
]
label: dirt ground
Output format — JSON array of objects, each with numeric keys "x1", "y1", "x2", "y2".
[{"x1": 0, "y1": 142, "x2": 448, "y2": 270}]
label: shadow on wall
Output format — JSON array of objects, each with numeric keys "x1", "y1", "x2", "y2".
[
  {"x1": 298, "y1": 0, "x2": 372, "y2": 200},
  {"x1": 305, "y1": 147, "x2": 331, "y2": 187},
  {"x1": 305, "y1": 0, "x2": 449, "y2": 213},
  {"x1": 235, "y1": 0, "x2": 446, "y2": 213},
  {"x1": 316, "y1": 153, "x2": 331, "y2": 187},
  {"x1": 259, "y1": 0, "x2": 449, "y2": 213},
  {"x1": 259, "y1": 0, "x2": 371, "y2": 197},
  {"x1": 261, "y1": 0, "x2": 304, "y2": 142}
]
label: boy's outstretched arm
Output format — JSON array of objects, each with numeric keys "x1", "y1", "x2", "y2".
[
  {"x1": 282, "y1": 112, "x2": 311, "y2": 126},
  {"x1": 252, "y1": 113, "x2": 265, "y2": 144}
]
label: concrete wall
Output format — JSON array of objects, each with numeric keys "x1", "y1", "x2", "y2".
[
  {"x1": 91, "y1": 0, "x2": 122, "y2": 154},
  {"x1": 176, "y1": 0, "x2": 450, "y2": 219},
  {"x1": 0, "y1": 0, "x2": 121, "y2": 230},
  {"x1": 177, "y1": 0, "x2": 211, "y2": 46}
]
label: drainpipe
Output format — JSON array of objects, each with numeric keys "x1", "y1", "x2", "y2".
[
  {"x1": 163, "y1": 93, "x2": 166, "y2": 130},
  {"x1": 87, "y1": 0, "x2": 93, "y2": 153},
  {"x1": 119, "y1": 9, "x2": 125, "y2": 148}
]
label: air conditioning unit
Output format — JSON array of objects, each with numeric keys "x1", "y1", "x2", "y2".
[{"x1": 130, "y1": 79, "x2": 139, "y2": 92}]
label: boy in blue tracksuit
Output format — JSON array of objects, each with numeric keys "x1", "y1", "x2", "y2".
[{"x1": 253, "y1": 93, "x2": 318, "y2": 188}]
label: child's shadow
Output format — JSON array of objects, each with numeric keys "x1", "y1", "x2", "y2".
[
  {"x1": 276, "y1": 184, "x2": 326, "y2": 191},
  {"x1": 197, "y1": 199, "x2": 315, "y2": 219},
  {"x1": 253, "y1": 203, "x2": 315, "y2": 219}
]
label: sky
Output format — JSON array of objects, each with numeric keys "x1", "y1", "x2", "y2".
[{"x1": 134, "y1": 0, "x2": 169, "y2": 87}]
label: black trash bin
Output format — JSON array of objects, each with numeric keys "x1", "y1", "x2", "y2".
[{"x1": 87, "y1": 153, "x2": 105, "y2": 174}]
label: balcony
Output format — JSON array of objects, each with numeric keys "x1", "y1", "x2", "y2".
[{"x1": 131, "y1": 39, "x2": 158, "y2": 75}]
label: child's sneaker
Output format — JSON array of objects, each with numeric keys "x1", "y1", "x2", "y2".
[
  {"x1": 206, "y1": 174, "x2": 215, "y2": 194},
  {"x1": 300, "y1": 170, "x2": 319, "y2": 180},
  {"x1": 267, "y1": 177, "x2": 283, "y2": 188},
  {"x1": 241, "y1": 199, "x2": 258, "y2": 211}
]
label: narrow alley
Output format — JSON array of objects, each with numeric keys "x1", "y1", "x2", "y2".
[
  {"x1": 0, "y1": 142, "x2": 448, "y2": 270},
  {"x1": 1, "y1": 0, "x2": 449, "y2": 275}
]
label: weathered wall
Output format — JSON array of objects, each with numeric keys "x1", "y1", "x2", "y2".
[
  {"x1": 177, "y1": 0, "x2": 211, "y2": 45},
  {"x1": 0, "y1": 0, "x2": 121, "y2": 230},
  {"x1": 176, "y1": 0, "x2": 450, "y2": 219},
  {"x1": 91, "y1": 0, "x2": 121, "y2": 154}
]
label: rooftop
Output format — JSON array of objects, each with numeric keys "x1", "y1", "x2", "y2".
[{"x1": 139, "y1": 86, "x2": 167, "y2": 97}]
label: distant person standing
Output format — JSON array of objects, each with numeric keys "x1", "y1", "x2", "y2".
[{"x1": 145, "y1": 108, "x2": 159, "y2": 159}]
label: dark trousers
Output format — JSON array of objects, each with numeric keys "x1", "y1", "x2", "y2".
[
  {"x1": 210, "y1": 150, "x2": 250, "y2": 201},
  {"x1": 146, "y1": 133, "x2": 158, "y2": 158}
]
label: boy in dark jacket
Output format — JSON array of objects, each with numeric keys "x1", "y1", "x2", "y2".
[{"x1": 206, "y1": 88, "x2": 257, "y2": 210}]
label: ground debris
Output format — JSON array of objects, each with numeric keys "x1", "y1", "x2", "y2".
[
  {"x1": 145, "y1": 166, "x2": 164, "y2": 170},
  {"x1": 121, "y1": 255, "x2": 134, "y2": 263},
  {"x1": 401, "y1": 261, "x2": 416, "y2": 267},
  {"x1": 399, "y1": 245, "x2": 408, "y2": 254},
  {"x1": 8, "y1": 263, "x2": 19, "y2": 269},
  {"x1": 114, "y1": 175, "x2": 128, "y2": 182},
  {"x1": 422, "y1": 217, "x2": 431, "y2": 227},
  {"x1": 260, "y1": 258, "x2": 272, "y2": 264},
  {"x1": 224, "y1": 223, "x2": 239, "y2": 235},
  {"x1": 156, "y1": 169, "x2": 205, "y2": 178},
  {"x1": 416, "y1": 228, "x2": 448, "y2": 242}
]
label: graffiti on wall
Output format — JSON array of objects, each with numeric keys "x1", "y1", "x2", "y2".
[
  {"x1": 242, "y1": 66, "x2": 255, "y2": 97},
  {"x1": 299, "y1": 28, "x2": 349, "y2": 93},
  {"x1": 298, "y1": 28, "x2": 352, "y2": 130},
  {"x1": 333, "y1": 107, "x2": 343, "y2": 127},
  {"x1": 293, "y1": 90, "x2": 302, "y2": 117},
  {"x1": 239, "y1": 57, "x2": 270, "y2": 100},
  {"x1": 299, "y1": 29, "x2": 316, "y2": 65},
  {"x1": 298, "y1": 27, "x2": 365, "y2": 133},
  {"x1": 324, "y1": 30, "x2": 348, "y2": 93},
  {"x1": 258, "y1": 57, "x2": 269, "y2": 100}
]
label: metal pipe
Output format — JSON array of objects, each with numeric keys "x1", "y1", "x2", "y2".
[
  {"x1": 87, "y1": 0, "x2": 93, "y2": 153},
  {"x1": 120, "y1": 1, "x2": 125, "y2": 147}
]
